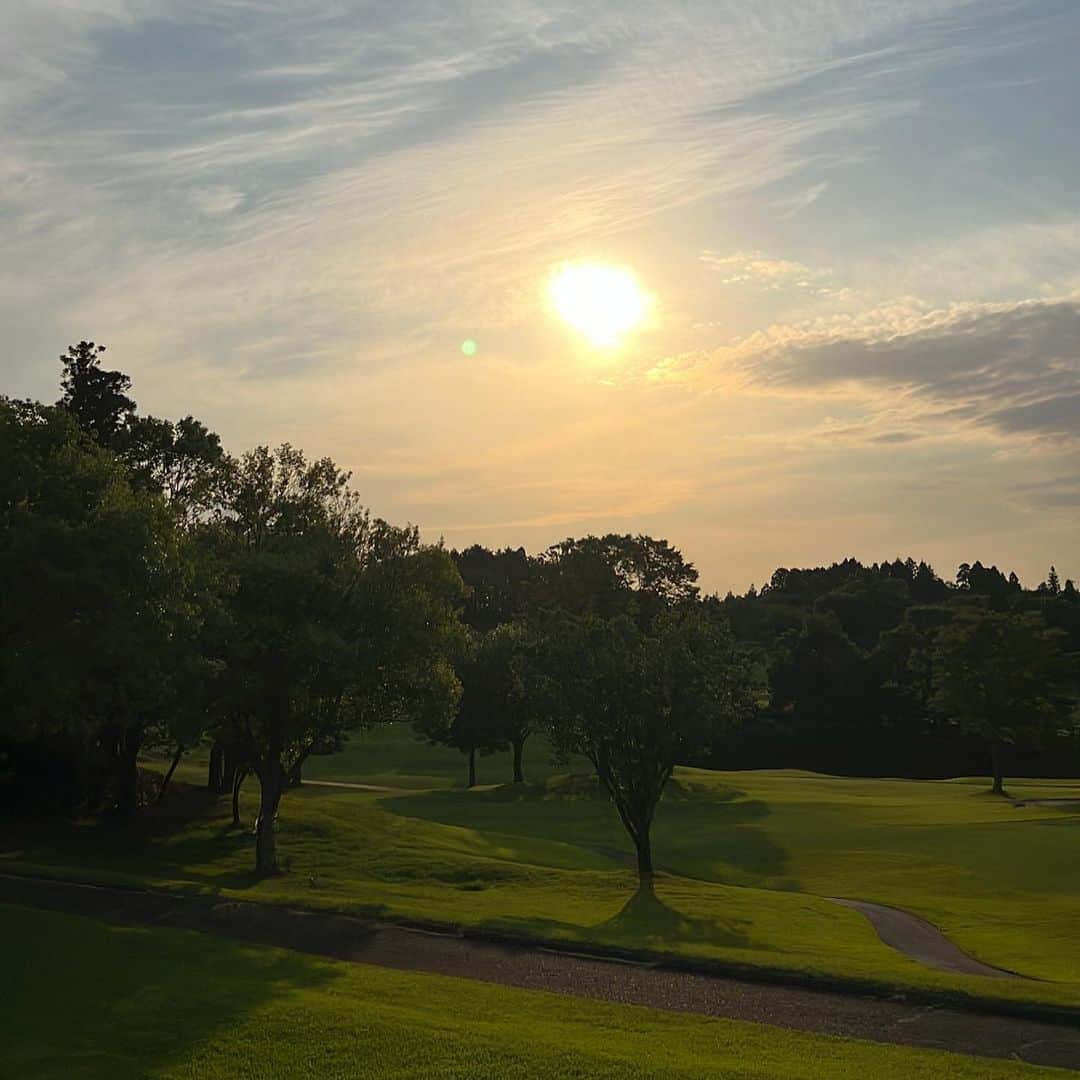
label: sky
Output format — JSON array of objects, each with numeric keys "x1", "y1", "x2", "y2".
[{"x1": 3, "y1": 0, "x2": 1078, "y2": 593}]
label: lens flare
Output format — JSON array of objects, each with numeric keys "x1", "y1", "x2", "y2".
[{"x1": 549, "y1": 263, "x2": 650, "y2": 348}]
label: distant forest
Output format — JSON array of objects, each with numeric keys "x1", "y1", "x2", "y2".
[{"x1": 453, "y1": 545, "x2": 1080, "y2": 781}]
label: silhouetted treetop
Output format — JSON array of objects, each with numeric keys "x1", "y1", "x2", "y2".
[{"x1": 58, "y1": 341, "x2": 135, "y2": 444}]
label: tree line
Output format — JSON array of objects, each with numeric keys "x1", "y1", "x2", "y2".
[
  {"x1": 714, "y1": 557, "x2": 1079, "y2": 789},
  {"x1": 2, "y1": 343, "x2": 1077, "y2": 884}
]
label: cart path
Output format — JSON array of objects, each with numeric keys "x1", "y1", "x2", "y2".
[
  {"x1": 829, "y1": 898, "x2": 1018, "y2": 978},
  {"x1": 2, "y1": 874, "x2": 1079, "y2": 1070}
]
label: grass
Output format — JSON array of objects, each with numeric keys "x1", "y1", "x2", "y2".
[
  {"x1": 301, "y1": 725, "x2": 586, "y2": 789},
  {"x1": 1, "y1": 904, "x2": 1067, "y2": 1080},
  {"x1": 3, "y1": 726, "x2": 1079, "y2": 1013}
]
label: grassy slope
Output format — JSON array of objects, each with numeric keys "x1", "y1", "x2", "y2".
[
  {"x1": 164, "y1": 725, "x2": 575, "y2": 792},
  {"x1": 299, "y1": 726, "x2": 1080, "y2": 991},
  {"x1": 300, "y1": 724, "x2": 586, "y2": 789},
  {"x1": 388, "y1": 768, "x2": 1080, "y2": 987},
  {"x1": 1, "y1": 904, "x2": 1065, "y2": 1080},
  {"x1": 5, "y1": 768, "x2": 1080, "y2": 1012}
]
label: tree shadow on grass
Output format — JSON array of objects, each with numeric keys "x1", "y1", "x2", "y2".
[
  {"x1": 3, "y1": 903, "x2": 342, "y2": 1079},
  {"x1": 492, "y1": 879, "x2": 757, "y2": 956},
  {"x1": 384, "y1": 778, "x2": 795, "y2": 885},
  {"x1": 653, "y1": 788, "x2": 796, "y2": 889},
  {"x1": 0, "y1": 782, "x2": 269, "y2": 893},
  {"x1": 599, "y1": 880, "x2": 753, "y2": 949}
]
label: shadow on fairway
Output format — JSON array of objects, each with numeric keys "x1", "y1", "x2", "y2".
[
  {"x1": 383, "y1": 777, "x2": 794, "y2": 886},
  {"x1": 492, "y1": 881, "x2": 756, "y2": 954},
  {"x1": 600, "y1": 881, "x2": 753, "y2": 949},
  {"x1": 652, "y1": 790, "x2": 795, "y2": 889},
  {"x1": 3, "y1": 903, "x2": 341, "y2": 1078}
]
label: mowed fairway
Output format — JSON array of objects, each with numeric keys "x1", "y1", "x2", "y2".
[
  {"x1": 3, "y1": 728, "x2": 1079, "y2": 1012},
  {"x1": 301, "y1": 725, "x2": 586, "y2": 789},
  {"x1": 1, "y1": 904, "x2": 1068, "y2": 1080}
]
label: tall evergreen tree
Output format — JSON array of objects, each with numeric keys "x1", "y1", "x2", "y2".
[{"x1": 57, "y1": 341, "x2": 135, "y2": 445}]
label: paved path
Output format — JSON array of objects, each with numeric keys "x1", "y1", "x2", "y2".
[
  {"x1": 3, "y1": 874, "x2": 1079, "y2": 1069},
  {"x1": 829, "y1": 898, "x2": 1016, "y2": 978}
]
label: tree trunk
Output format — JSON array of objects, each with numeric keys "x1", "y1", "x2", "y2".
[
  {"x1": 115, "y1": 728, "x2": 142, "y2": 818},
  {"x1": 634, "y1": 829, "x2": 654, "y2": 884},
  {"x1": 287, "y1": 753, "x2": 307, "y2": 788},
  {"x1": 255, "y1": 768, "x2": 280, "y2": 875},
  {"x1": 207, "y1": 742, "x2": 224, "y2": 792},
  {"x1": 991, "y1": 739, "x2": 1005, "y2": 796},
  {"x1": 157, "y1": 745, "x2": 184, "y2": 802},
  {"x1": 512, "y1": 736, "x2": 525, "y2": 784},
  {"x1": 468, "y1": 746, "x2": 477, "y2": 788},
  {"x1": 221, "y1": 742, "x2": 244, "y2": 795},
  {"x1": 232, "y1": 768, "x2": 248, "y2": 828}
]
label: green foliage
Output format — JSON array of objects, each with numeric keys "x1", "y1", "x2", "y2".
[
  {"x1": 932, "y1": 612, "x2": 1073, "y2": 792},
  {"x1": 57, "y1": 340, "x2": 135, "y2": 444},
  {"x1": 118, "y1": 413, "x2": 230, "y2": 521},
  {"x1": 212, "y1": 444, "x2": 465, "y2": 871},
  {"x1": 536, "y1": 533, "x2": 700, "y2": 623},
  {"x1": 0, "y1": 398, "x2": 208, "y2": 815},
  {"x1": 545, "y1": 605, "x2": 757, "y2": 877},
  {"x1": 768, "y1": 614, "x2": 866, "y2": 732},
  {"x1": 417, "y1": 621, "x2": 550, "y2": 785},
  {"x1": 453, "y1": 544, "x2": 536, "y2": 630}
]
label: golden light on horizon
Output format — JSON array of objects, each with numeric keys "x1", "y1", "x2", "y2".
[{"x1": 549, "y1": 263, "x2": 651, "y2": 348}]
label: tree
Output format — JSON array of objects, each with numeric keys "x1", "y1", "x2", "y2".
[
  {"x1": 453, "y1": 545, "x2": 535, "y2": 631},
  {"x1": 932, "y1": 613, "x2": 1071, "y2": 795},
  {"x1": 545, "y1": 605, "x2": 755, "y2": 883},
  {"x1": 814, "y1": 574, "x2": 908, "y2": 651},
  {"x1": 768, "y1": 614, "x2": 867, "y2": 745},
  {"x1": 216, "y1": 445, "x2": 464, "y2": 873},
  {"x1": 536, "y1": 534, "x2": 699, "y2": 625},
  {"x1": 119, "y1": 414, "x2": 230, "y2": 522},
  {"x1": 421, "y1": 628, "x2": 511, "y2": 787},
  {"x1": 420, "y1": 621, "x2": 547, "y2": 786},
  {"x1": 502, "y1": 622, "x2": 549, "y2": 784},
  {"x1": 57, "y1": 341, "x2": 135, "y2": 445},
  {"x1": 0, "y1": 397, "x2": 203, "y2": 816}
]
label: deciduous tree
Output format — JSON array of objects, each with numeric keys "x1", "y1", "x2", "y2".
[
  {"x1": 216, "y1": 445, "x2": 463, "y2": 873},
  {"x1": 932, "y1": 612, "x2": 1071, "y2": 795},
  {"x1": 545, "y1": 605, "x2": 755, "y2": 883}
]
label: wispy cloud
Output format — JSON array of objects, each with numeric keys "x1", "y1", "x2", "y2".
[
  {"x1": 665, "y1": 296, "x2": 1080, "y2": 442},
  {"x1": 2, "y1": 0, "x2": 1079, "y2": 589}
]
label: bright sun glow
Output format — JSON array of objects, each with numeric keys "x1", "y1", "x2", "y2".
[{"x1": 549, "y1": 263, "x2": 650, "y2": 348}]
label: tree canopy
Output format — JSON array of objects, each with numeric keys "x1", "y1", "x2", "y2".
[
  {"x1": 544, "y1": 604, "x2": 756, "y2": 881},
  {"x1": 212, "y1": 444, "x2": 464, "y2": 872},
  {"x1": 932, "y1": 612, "x2": 1073, "y2": 795}
]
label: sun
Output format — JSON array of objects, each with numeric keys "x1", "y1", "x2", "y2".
[{"x1": 549, "y1": 263, "x2": 651, "y2": 348}]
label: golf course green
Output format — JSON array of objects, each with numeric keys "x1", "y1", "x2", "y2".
[{"x1": 3, "y1": 726, "x2": 1077, "y2": 1013}]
